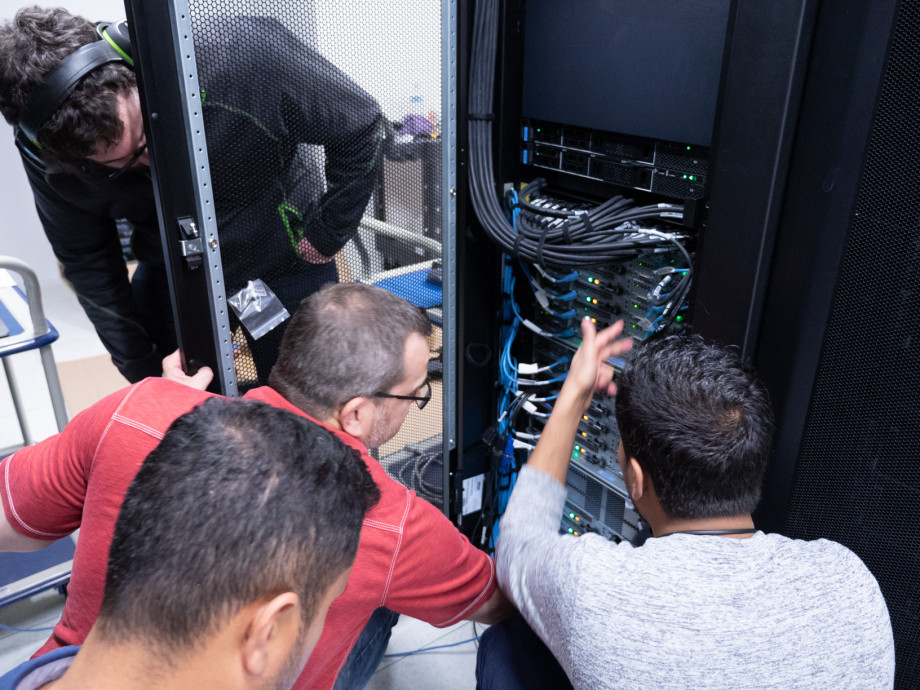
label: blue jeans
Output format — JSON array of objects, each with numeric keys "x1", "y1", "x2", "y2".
[
  {"x1": 475, "y1": 615, "x2": 573, "y2": 690},
  {"x1": 333, "y1": 607, "x2": 400, "y2": 690}
]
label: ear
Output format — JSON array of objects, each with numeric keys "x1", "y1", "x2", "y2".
[
  {"x1": 336, "y1": 397, "x2": 375, "y2": 440},
  {"x1": 626, "y1": 457, "x2": 645, "y2": 502},
  {"x1": 241, "y1": 592, "x2": 301, "y2": 678}
]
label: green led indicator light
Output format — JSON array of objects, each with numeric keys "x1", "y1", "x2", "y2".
[
  {"x1": 689, "y1": 175, "x2": 696, "y2": 181},
  {"x1": 588, "y1": 276, "x2": 593, "y2": 282},
  {"x1": 676, "y1": 315, "x2": 683, "y2": 322},
  {"x1": 682, "y1": 174, "x2": 688, "y2": 179},
  {"x1": 634, "y1": 304, "x2": 638, "y2": 309},
  {"x1": 586, "y1": 297, "x2": 592, "y2": 303},
  {"x1": 568, "y1": 528, "x2": 574, "y2": 533},
  {"x1": 569, "y1": 512, "x2": 576, "y2": 519},
  {"x1": 686, "y1": 145, "x2": 691, "y2": 150}
]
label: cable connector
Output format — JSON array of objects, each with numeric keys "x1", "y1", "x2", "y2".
[{"x1": 529, "y1": 277, "x2": 551, "y2": 309}]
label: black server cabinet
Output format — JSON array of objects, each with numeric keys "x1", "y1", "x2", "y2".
[
  {"x1": 463, "y1": 0, "x2": 917, "y2": 685},
  {"x1": 754, "y1": 1, "x2": 920, "y2": 685}
]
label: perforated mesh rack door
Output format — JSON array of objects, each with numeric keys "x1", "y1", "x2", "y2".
[
  {"x1": 781, "y1": 1, "x2": 920, "y2": 683},
  {"x1": 131, "y1": 0, "x2": 457, "y2": 515}
]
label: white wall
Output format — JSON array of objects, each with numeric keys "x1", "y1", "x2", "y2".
[
  {"x1": 0, "y1": 1, "x2": 125, "y2": 284},
  {"x1": 315, "y1": 1, "x2": 442, "y2": 122}
]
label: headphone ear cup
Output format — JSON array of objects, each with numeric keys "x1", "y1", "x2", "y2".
[
  {"x1": 18, "y1": 21, "x2": 135, "y2": 143},
  {"x1": 15, "y1": 129, "x2": 47, "y2": 172},
  {"x1": 96, "y1": 20, "x2": 133, "y2": 66}
]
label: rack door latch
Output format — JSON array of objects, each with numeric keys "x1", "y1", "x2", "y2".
[{"x1": 177, "y1": 216, "x2": 203, "y2": 270}]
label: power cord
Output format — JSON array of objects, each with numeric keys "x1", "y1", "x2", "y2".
[{"x1": 383, "y1": 635, "x2": 481, "y2": 658}]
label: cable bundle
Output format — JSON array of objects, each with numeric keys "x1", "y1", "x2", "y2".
[{"x1": 468, "y1": 0, "x2": 688, "y2": 269}]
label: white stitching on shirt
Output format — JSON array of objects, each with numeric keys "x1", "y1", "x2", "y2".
[
  {"x1": 361, "y1": 518, "x2": 402, "y2": 533},
  {"x1": 3, "y1": 454, "x2": 70, "y2": 538},
  {"x1": 380, "y1": 485, "x2": 412, "y2": 606},
  {"x1": 110, "y1": 414, "x2": 166, "y2": 439},
  {"x1": 93, "y1": 384, "x2": 145, "y2": 465}
]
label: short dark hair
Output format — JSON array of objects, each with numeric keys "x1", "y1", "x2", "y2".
[
  {"x1": 0, "y1": 6, "x2": 134, "y2": 161},
  {"x1": 97, "y1": 397, "x2": 380, "y2": 656},
  {"x1": 614, "y1": 335, "x2": 774, "y2": 520},
  {"x1": 270, "y1": 283, "x2": 432, "y2": 418}
]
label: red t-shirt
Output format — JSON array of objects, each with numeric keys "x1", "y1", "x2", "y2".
[{"x1": 0, "y1": 379, "x2": 495, "y2": 689}]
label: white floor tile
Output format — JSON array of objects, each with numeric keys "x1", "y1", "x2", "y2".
[{"x1": 367, "y1": 618, "x2": 482, "y2": 690}]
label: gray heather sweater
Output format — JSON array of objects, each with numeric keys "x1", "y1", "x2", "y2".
[{"x1": 497, "y1": 466, "x2": 895, "y2": 689}]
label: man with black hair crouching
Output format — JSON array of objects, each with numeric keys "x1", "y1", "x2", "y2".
[
  {"x1": 0, "y1": 398, "x2": 380, "y2": 690},
  {"x1": 477, "y1": 319, "x2": 895, "y2": 689}
]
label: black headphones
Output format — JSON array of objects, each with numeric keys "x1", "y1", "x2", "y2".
[{"x1": 16, "y1": 20, "x2": 133, "y2": 159}]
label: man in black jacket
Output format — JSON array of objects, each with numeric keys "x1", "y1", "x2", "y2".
[{"x1": 0, "y1": 6, "x2": 384, "y2": 383}]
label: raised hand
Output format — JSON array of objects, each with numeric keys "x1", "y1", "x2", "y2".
[{"x1": 563, "y1": 318, "x2": 633, "y2": 410}]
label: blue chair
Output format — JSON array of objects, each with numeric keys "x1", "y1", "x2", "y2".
[{"x1": 0, "y1": 256, "x2": 68, "y2": 453}]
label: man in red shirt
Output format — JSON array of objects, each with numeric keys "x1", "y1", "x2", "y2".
[{"x1": 0, "y1": 283, "x2": 507, "y2": 689}]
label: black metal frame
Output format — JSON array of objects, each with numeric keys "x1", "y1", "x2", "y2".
[
  {"x1": 125, "y1": 0, "x2": 235, "y2": 394},
  {"x1": 454, "y1": 0, "x2": 507, "y2": 526}
]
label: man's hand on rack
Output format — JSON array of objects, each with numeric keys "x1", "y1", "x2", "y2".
[{"x1": 162, "y1": 350, "x2": 213, "y2": 391}]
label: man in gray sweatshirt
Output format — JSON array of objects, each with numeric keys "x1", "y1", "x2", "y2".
[{"x1": 479, "y1": 320, "x2": 895, "y2": 689}]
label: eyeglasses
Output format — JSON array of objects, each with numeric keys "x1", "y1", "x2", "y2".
[
  {"x1": 105, "y1": 142, "x2": 147, "y2": 180},
  {"x1": 372, "y1": 380, "x2": 432, "y2": 410}
]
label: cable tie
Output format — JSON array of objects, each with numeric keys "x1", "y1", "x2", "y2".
[
  {"x1": 537, "y1": 223, "x2": 550, "y2": 267},
  {"x1": 559, "y1": 220, "x2": 573, "y2": 244},
  {"x1": 513, "y1": 231, "x2": 525, "y2": 262}
]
